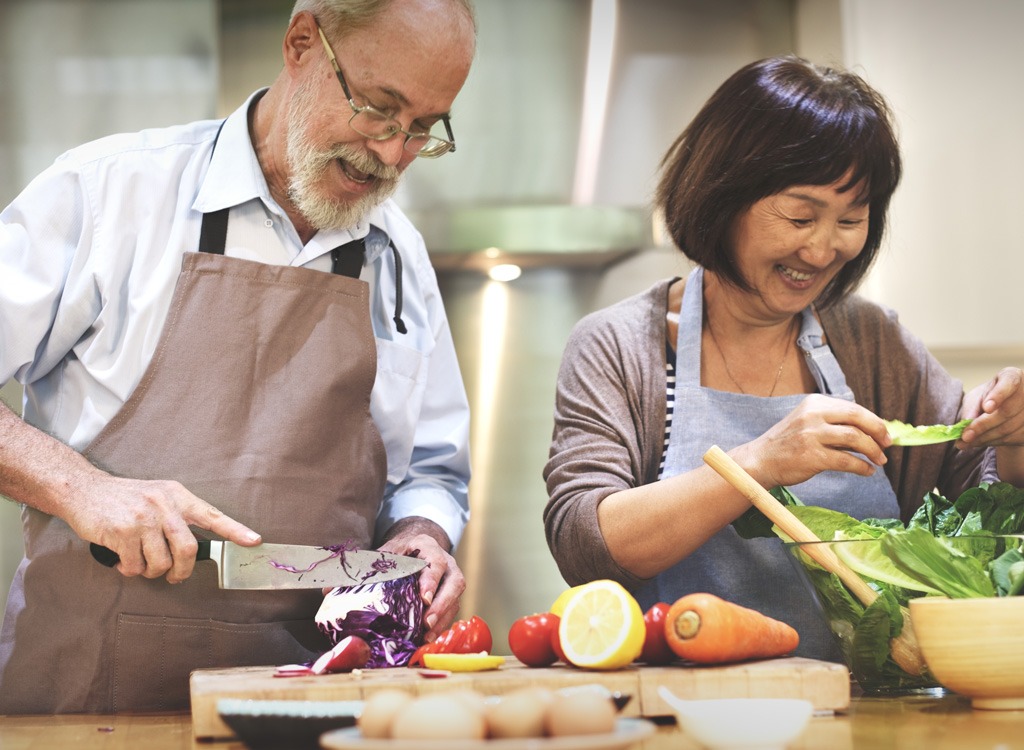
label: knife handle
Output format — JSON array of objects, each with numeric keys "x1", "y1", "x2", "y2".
[{"x1": 89, "y1": 540, "x2": 214, "y2": 567}]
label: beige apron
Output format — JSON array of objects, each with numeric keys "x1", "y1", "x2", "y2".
[{"x1": 0, "y1": 208, "x2": 387, "y2": 713}]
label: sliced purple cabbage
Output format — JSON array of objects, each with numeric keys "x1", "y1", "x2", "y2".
[{"x1": 315, "y1": 573, "x2": 424, "y2": 668}]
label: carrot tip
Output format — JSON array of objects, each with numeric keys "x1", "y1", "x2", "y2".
[{"x1": 673, "y1": 610, "x2": 702, "y2": 640}]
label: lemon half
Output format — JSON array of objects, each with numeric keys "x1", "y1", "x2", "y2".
[
  {"x1": 557, "y1": 579, "x2": 645, "y2": 670},
  {"x1": 550, "y1": 585, "x2": 584, "y2": 617}
]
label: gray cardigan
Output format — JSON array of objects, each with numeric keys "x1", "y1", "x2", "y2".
[{"x1": 543, "y1": 278, "x2": 998, "y2": 588}]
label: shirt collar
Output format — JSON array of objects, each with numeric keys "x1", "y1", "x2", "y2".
[
  {"x1": 192, "y1": 89, "x2": 268, "y2": 214},
  {"x1": 313, "y1": 207, "x2": 392, "y2": 265}
]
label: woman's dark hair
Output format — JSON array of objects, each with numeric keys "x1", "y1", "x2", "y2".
[{"x1": 655, "y1": 55, "x2": 901, "y2": 308}]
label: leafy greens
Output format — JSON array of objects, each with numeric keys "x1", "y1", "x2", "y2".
[
  {"x1": 885, "y1": 418, "x2": 972, "y2": 446},
  {"x1": 734, "y1": 481, "x2": 1024, "y2": 691}
]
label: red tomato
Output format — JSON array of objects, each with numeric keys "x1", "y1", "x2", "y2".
[
  {"x1": 407, "y1": 641, "x2": 442, "y2": 668},
  {"x1": 639, "y1": 602, "x2": 674, "y2": 665},
  {"x1": 438, "y1": 615, "x2": 493, "y2": 654},
  {"x1": 508, "y1": 613, "x2": 561, "y2": 667},
  {"x1": 549, "y1": 618, "x2": 566, "y2": 663}
]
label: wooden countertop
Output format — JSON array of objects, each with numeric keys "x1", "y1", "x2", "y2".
[{"x1": 3, "y1": 693, "x2": 1024, "y2": 750}]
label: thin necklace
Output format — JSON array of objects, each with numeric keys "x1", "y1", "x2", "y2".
[{"x1": 706, "y1": 317, "x2": 796, "y2": 397}]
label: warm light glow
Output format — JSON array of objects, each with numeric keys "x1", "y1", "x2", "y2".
[
  {"x1": 487, "y1": 263, "x2": 522, "y2": 282},
  {"x1": 484, "y1": 247, "x2": 501, "y2": 259},
  {"x1": 572, "y1": 0, "x2": 618, "y2": 205},
  {"x1": 460, "y1": 281, "x2": 509, "y2": 616}
]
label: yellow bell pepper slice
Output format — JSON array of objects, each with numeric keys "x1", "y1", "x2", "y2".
[{"x1": 422, "y1": 653, "x2": 505, "y2": 672}]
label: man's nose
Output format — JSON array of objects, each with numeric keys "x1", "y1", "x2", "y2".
[{"x1": 365, "y1": 134, "x2": 408, "y2": 167}]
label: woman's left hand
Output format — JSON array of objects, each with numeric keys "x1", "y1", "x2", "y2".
[{"x1": 958, "y1": 367, "x2": 1024, "y2": 447}]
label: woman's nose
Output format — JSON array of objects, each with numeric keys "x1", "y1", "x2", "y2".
[{"x1": 799, "y1": 225, "x2": 841, "y2": 266}]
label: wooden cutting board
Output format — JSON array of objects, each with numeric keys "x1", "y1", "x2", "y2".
[{"x1": 190, "y1": 656, "x2": 850, "y2": 739}]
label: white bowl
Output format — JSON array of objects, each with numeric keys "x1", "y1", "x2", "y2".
[{"x1": 658, "y1": 687, "x2": 813, "y2": 749}]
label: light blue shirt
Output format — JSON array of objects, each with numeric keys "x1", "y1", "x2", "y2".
[{"x1": 0, "y1": 91, "x2": 471, "y2": 549}]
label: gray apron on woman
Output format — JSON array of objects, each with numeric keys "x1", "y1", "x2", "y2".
[
  {"x1": 0, "y1": 208, "x2": 387, "y2": 713},
  {"x1": 633, "y1": 266, "x2": 899, "y2": 661}
]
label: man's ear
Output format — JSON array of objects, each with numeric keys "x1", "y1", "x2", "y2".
[{"x1": 282, "y1": 10, "x2": 318, "y2": 70}]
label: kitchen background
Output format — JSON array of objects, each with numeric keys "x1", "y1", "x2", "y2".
[{"x1": 1, "y1": 0, "x2": 1021, "y2": 653}]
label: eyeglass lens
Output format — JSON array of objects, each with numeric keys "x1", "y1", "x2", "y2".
[{"x1": 349, "y1": 110, "x2": 449, "y2": 156}]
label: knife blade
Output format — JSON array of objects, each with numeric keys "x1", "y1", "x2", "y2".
[{"x1": 89, "y1": 540, "x2": 427, "y2": 589}]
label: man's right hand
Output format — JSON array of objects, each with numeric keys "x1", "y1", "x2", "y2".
[
  {"x1": 69, "y1": 474, "x2": 261, "y2": 584},
  {"x1": 0, "y1": 402, "x2": 260, "y2": 584}
]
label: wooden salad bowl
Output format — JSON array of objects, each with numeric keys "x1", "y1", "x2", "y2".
[{"x1": 909, "y1": 596, "x2": 1024, "y2": 710}]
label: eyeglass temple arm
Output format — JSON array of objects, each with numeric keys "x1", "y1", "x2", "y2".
[{"x1": 442, "y1": 116, "x2": 456, "y2": 152}]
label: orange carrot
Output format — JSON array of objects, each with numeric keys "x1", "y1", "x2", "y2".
[{"x1": 664, "y1": 593, "x2": 799, "y2": 664}]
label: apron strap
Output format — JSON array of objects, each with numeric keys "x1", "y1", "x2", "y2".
[
  {"x1": 388, "y1": 240, "x2": 407, "y2": 334},
  {"x1": 196, "y1": 209, "x2": 366, "y2": 282},
  {"x1": 197, "y1": 119, "x2": 231, "y2": 256},
  {"x1": 330, "y1": 238, "x2": 365, "y2": 278},
  {"x1": 198, "y1": 208, "x2": 229, "y2": 255}
]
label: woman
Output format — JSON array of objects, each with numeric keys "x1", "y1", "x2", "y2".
[{"x1": 543, "y1": 56, "x2": 1024, "y2": 660}]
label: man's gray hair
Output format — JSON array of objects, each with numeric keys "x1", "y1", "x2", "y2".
[{"x1": 291, "y1": 0, "x2": 476, "y2": 38}]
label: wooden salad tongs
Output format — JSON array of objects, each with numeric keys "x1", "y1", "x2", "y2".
[{"x1": 703, "y1": 445, "x2": 926, "y2": 676}]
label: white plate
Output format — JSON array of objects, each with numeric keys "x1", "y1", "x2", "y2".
[{"x1": 320, "y1": 717, "x2": 656, "y2": 750}]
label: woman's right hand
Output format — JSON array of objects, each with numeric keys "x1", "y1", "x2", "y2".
[{"x1": 731, "y1": 394, "x2": 892, "y2": 489}]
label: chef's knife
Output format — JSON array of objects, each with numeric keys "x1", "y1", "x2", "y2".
[{"x1": 89, "y1": 540, "x2": 427, "y2": 589}]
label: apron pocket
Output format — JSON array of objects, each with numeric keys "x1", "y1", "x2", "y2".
[{"x1": 113, "y1": 612, "x2": 326, "y2": 712}]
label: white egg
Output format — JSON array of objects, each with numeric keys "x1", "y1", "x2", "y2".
[{"x1": 357, "y1": 689, "x2": 414, "y2": 739}]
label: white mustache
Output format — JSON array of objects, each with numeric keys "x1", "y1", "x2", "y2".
[{"x1": 327, "y1": 147, "x2": 400, "y2": 181}]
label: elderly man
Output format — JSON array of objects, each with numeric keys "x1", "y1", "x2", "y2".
[{"x1": 0, "y1": 0, "x2": 475, "y2": 713}]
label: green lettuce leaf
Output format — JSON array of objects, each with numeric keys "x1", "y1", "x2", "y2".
[
  {"x1": 885, "y1": 418, "x2": 971, "y2": 446},
  {"x1": 880, "y1": 528, "x2": 995, "y2": 598},
  {"x1": 991, "y1": 548, "x2": 1024, "y2": 596}
]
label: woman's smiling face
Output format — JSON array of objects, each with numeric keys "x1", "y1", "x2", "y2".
[{"x1": 729, "y1": 177, "x2": 871, "y2": 316}]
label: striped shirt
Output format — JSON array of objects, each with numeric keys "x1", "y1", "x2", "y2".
[{"x1": 658, "y1": 342, "x2": 676, "y2": 479}]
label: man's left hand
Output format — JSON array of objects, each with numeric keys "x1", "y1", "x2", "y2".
[{"x1": 378, "y1": 517, "x2": 465, "y2": 642}]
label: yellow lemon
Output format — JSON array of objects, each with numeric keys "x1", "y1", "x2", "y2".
[
  {"x1": 550, "y1": 585, "x2": 585, "y2": 616},
  {"x1": 557, "y1": 580, "x2": 645, "y2": 669},
  {"x1": 421, "y1": 653, "x2": 505, "y2": 672}
]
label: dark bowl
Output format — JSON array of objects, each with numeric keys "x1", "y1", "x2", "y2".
[{"x1": 217, "y1": 698, "x2": 362, "y2": 750}]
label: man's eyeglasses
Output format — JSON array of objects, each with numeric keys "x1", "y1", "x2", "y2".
[{"x1": 316, "y1": 25, "x2": 456, "y2": 158}]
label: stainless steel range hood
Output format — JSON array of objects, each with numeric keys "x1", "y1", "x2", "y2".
[
  {"x1": 407, "y1": 204, "x2": 651, "y2": 271},
  {"x1": 398, "y1": 0, "x2": 663, "y2": 270},
  {"x1": 395, "y1": 0, "x2": 793, "y2": 270}
]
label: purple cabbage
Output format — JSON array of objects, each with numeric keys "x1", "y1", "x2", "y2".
[{"x1": 315, "y1": 574, "x2": 425, "y2": 668}]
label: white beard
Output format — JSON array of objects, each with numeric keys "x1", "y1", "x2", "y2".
[{"x1": 285, "y1": 80, "x2": 401, "y2": 231}]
